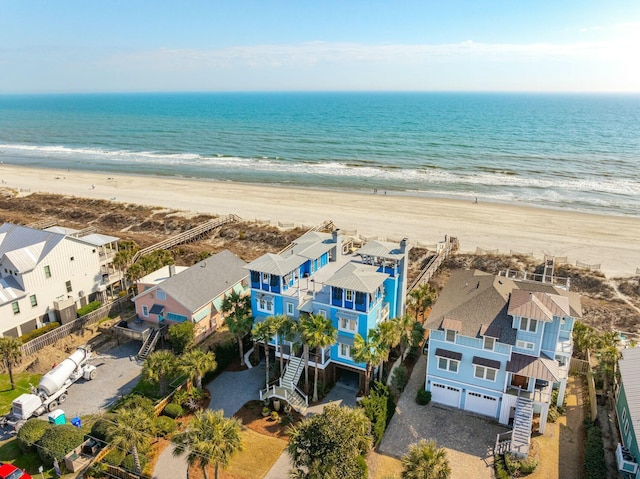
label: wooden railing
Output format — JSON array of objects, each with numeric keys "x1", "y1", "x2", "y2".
[
  {"x1": 131, "y1": 214, "x2": 241, "y2": 263},
  {"x1": 21, "y1": 294, "x2": 133, "y2": 356},
  {"x1": 408, "y1": 236, "x2": 458, "y2": 292},
  {"x1": 277, "y1": 219, "x2": 335, "y2": 254}
]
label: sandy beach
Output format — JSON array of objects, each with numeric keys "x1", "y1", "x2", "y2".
[{"x1": 1, "y1": 164, "x2": 639, "y2": 278}]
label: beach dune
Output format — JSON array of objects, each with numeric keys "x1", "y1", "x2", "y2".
[{"x1": 1, "y1": 165, "x2": 639, "y2": 278}]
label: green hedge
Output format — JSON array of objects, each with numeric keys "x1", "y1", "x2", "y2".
[
  {"x1": 17, "y1": 418, "x2": 51, "y2": 452},
  {"x1": 37, "y1": 424, "x2": 85, "y2": 466},
  {"x1": 20, "y1": 322, "x2": 60, "y2": 344},
  {"x1": 494, "y1": 454, "x2": 510, "y2": 479},
  {"x1": 584, "y1": 422, "x2": 606, "y2": 479},
  {"x1": 359, "y1": 382, "x2": 390, "y2": 447},
  {"x1": 416, "y1": 389, "x2": 431, "y2": 405},
  {"x1": 204, "y1": 340, "x2": 238, "y2": 381},
  {"x1": 77, "y1": 300, "x2": 103, "y2": 317},
  {"x1": 155, "y1": 416, "x2": 176, "y2": 437},
  {"x1": 163, "y1": 402, "x2": 184, "y2": 419},
  {"x1": 122, "y1": 454, "x2": 148, "y2": 473}
]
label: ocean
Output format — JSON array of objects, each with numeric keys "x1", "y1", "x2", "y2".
[{"x1": 0, "y1": 92, "x2": 638, "y2": 217}]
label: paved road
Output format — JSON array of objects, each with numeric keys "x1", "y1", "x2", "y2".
[
  {"x1": 379, "y1": 355, "x2": 509, "y2": 479},
  {"x1": 152, "y1": 363, "x2": 266, "y2": 479}
]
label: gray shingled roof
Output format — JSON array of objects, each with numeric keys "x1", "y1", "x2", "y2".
[
  {"x1": 323, "y1": 262, "x2": 388, "y2": 294},
  {"x1": 425, "y1": 269, "x2": 582, "y2": 346},
  {"x1": 150, "y1": 250, "x2": 247, "y2": 312},
  {"x1": 425, "y1": 270, "x2": 517, "y2": 345},
  {"x1": 618, "y1": 347, "x2": 640, "y2": 435}
]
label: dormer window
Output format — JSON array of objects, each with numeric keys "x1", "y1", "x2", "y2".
[
  {"x1": 520, "y1": 317, "x2": 538, "y2": 333},
  {"x1": 445, "y1": 329, "x2": 456, "y2": 342},
  {"x1": 483, "y1": 337, "x2": 495, "y2": 351}
]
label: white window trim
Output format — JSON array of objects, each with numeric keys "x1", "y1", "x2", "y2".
[
  {"x1": 516, "y1": 340, "x2": 536, "y2": 351},
  {"x1": 346, "y1": 290, "x2": 354, "y2": 302},
  {"x1": 257, "y1": 298, "x2": 274, "y2": 314},
  {"x1": 437, "y1": 357, "x2": 459, "y2": 373},
  {"x1": 339, "y1": 317, "x2": 358, "y2": 333},
  {"x1": 338, "y1": 343, "x2": 352, "y2": 359},
  {"x1": 142, "y1": 305, "x2": 149, "y2": 317},
  {"x1": 483, "y1": 336, "x2": 495, "y2": 351},
  {"x1": 156, "y1": 290, "x2": 166, "y2": 301},
  {"x1": 262, "y1": 272, "x2": 269, "y2": 283},
  {"x1": 445, "y1": 329, "x2": 456, "y2": 342},
  {"x1": 318, "y1": 309, "x2": 327, "y2": 318},
  {"x1": 520, "y1": 317, "x2": 538, "y2": 333},
  {"x1": 474, "y1": 365, "x2": 497, "y2": 382},
  {"x1": 286, "y1": 302, "x2": 294, "y2": 315}
]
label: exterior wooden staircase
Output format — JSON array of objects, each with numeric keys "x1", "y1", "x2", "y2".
[
  {"x1": 137, "y1": 329, "x2": 160, "y2": 360},
  {"x1": 510, "y1": 396, "x2": 534, "y2": 456},
  {"x1": 260, "y1": 356, "x2": 308, "y2": 413}
]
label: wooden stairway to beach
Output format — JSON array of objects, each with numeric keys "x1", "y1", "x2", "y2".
[{"x1": 131, "y1": 214, "x2": 241, "y2": 263}]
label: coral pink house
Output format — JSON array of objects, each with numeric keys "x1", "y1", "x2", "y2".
[{"x1": 132, "y1": 250, "x2": 248, "y2": 343}]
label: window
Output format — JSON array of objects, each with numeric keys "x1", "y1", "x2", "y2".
[
  {"x1": 338, "y1": 343, "x2": 352, "y2": 359},
  {"x1": 346, "y1": 290, "x2": 354, "y2": 302},
  {"x1": 520, "y1": 317, "x2": 538, "y2": 333},
  {"x1": 483, "y1": 337, "x2": 495, "y2": 351},
  {"x1": 318, "y1": 309, "x2": 327, "y2": 318},
  {"x1": 445, "y1": 329, "x2": 456, "y2": 342},
  {"x1": 11, "y1": 302, "x2": 20, "y2": 314},
  {"x1": 65, "y1": 280, "x2": 72, "y2": 293},
  {"x1": 156, "y1": 290, "x2": 166, "y2": 301},
  {"x1": 44, "y1": 265, "x2": 51, "y2": 278},
  {"x1": 262, "y1": 272, "x2": 269, "y2": 283},
  {"x1": 286, "y1": 302, "x2": 294, "y2": 315},
  {"x1": 474, "y1": 365, "x2": 497, "y2": 381},
  {"x1": 29, "y1": 295, "x2": 37, "y2": 307},
  {"x1": 258, "y1": 298, "x2": 274, "y2": 313},
  {"x1": 142, "y1": 305, "x2": 149, "y2": 317},
  {"x1": 437, "y1": 357, "x2": 459, "y2": 373},
  {"x1": 250, "y1": 271, "x2": 260, "y2": 283},
  {"x1": 339, "y1": 317, "x2": 357, "y2": 332},
  {"x1": 516, "y1": 340, "x2": 535, "y2": 351}
]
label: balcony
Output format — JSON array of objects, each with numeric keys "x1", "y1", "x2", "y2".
[
  {"x1": 98, "y1": 250, "x2": 116, "y2": 263},
  {"x1": 506, "y1": 383, "x2": 552, "y2": 404}
]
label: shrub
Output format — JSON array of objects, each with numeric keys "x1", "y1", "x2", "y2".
[
  {"x1": 359, "y1": 381, "x2": 390, "y2": 447},
  {"x1": 584, "y1": 422, "x2": 606, "y2": 479},
  {"x1": 163, "y1": 402, "x2": 184, "y2": 419},
  {"x1": 90, "y1": 414, "x2": 116, "y2": 442},
  {"x1": 416, "y1": 389, "x2": 432, "y2": 405},
  {"x1": 205, "y1": 340, "x2": 238, "y2": 381},
  {"x1": 494, "y1": 454, "x2": 510, "y2": 479},
  {"x1": 168, "y1": 322, "x2": 195, "y2": 354},
  {"x1": 391, "y1": 365, "x2": 408, "y2": 393},
  {"x1": 122, "y1": 454, "x2": 149, "y2": 473},
  {"x1": 355, "y1": 454, "x2": 368, "y2": 478},
  {"x1": 116, "y1": 394, "x2": 156, "y2": 416},
  {"x1": 155, "y1": 416, "x2": 176, "y2": 437},
  {"x1": 20, "y1": 322, "x2": 60, "y2": 343},
  {"x1": 37, "y1": 424, "x2": 85, "y2": 466},
  {"x1": 103, "y1": 448, "x2": 126, "y2": 467},
  {"x1": 547, "y1": 406, "x2": 560, "y2": 423},
  {"x1": 17, "y1": 419, "x2": 51, "y2": 452},
  {"x1": 506, "y1": 451, "x2": 538, "y2": 475},
  {"x1": 77, "y1": 300, "x2": 103, "y2": 317}
]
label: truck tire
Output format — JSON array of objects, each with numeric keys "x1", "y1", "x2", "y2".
[
  {"x1": 89, "y1": 369, "x2": 97, "y2": 380},
  {"x1": 58, "y1": 393, "x2": 68, "y2": 403},
  {"x1": 48, "y1": 401, "x2": 58, "y2": 412}
]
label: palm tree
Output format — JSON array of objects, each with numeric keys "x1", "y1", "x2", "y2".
[
  {"x1": 377, "y1": 319, "x2": 401, "y2": 381},
  {"x1": 252, "y1": 320, "x2": 276, "y2": 388},
  {"x1": 143, "y1": 350, "x2": 177, "y2": 396},
  {"x1": 396, "y1": 314, "x2": 418, "y2": 359},
  {"x1": 352, "y1": 331, "x2": 386, "y2": 396},
  {"x1": 0, "y1": 337, "x2": 22, "y2": 391},
  {"x1": 172, "y1": 409, "x2": 243, "y2": 479},
  {"x1": 179, "y1": 348, "x2": 217, "y2": 389},
  {"x1": 573, "y1": 321, "x2": 596, "y2": 359},
  {"x1": 401, "y1": 439, "x2": 451, "y2": 479},
  {"x1": 301, "y1": 314, "x2": 337, "y2": 402},
  {"x1": 269, "y1": 315, "x2": 290, "y2": 374},
  {"x1": 298, "y1": 314, "x2": 314, "y2": 394},
  {"x1": 409, "y1": 284, "x2": 437, "y2": 322},
  {"x1": 107, "y1": 407, "x2": 154, "y2": 475},
  {"x1": 221, "y1": 290, "x2": 253, "y2": 367}
]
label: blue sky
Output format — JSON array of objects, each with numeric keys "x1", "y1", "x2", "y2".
[{"x1": 1, "y1": 0, "x2": 638, "y2": 93}]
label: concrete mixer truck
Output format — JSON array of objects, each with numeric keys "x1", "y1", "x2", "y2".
[{"x1": 7, "y1": 346, "x2": 97, "y2": 426}]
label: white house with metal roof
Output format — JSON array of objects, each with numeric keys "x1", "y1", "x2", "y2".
[
  {"x1": 132, "y1": 250, "x2": 249, "y2": 343},
  {"x1": 0, "y1": 222, "x2": 120, "y2": 337}
]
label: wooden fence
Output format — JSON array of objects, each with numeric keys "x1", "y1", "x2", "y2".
[
  {"x1": 569, "y1": 357, "x2": 590, "y2": 375},
  {"x1": 131, "y1": 214, "x2": 241, "y2": 263},
  {"x1": 105, "y1": 464, "x2": 152, "y2": 479},
  {"x1": 21, "y1": 294, "x2": 133, "y2": 356},
  {"x1": 408, "y1": 236, "x2": 459, "y2": 292}
]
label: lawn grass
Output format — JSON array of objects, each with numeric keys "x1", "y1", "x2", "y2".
[
  {"x1": 0, "y1": 437, "x2": 59, "y2": 478},
  {"x1": 0, "y1": 372, "x2": 42, "y2": 415},
  {"x1": 370, "y1": 451, "x2": 404, "y2": 479}
]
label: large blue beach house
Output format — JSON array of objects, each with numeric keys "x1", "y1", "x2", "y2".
[
  {"x1": 245, "y1": 229, "x2": 409, "y2": 406},
  {"x1": 424, "y1": 269, "x2": 581, "y2": 457}
]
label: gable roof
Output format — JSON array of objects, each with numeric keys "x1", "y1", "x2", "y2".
[
  {"x1": 0, "y1": 223, "x2": 66, "y2": 273},
  {"x1": 508, "y1": 290, "x2": 571, "y2": 322},
  {"x1": 244, "y1": 252, "x2": 307, "y2": 276},
  {"x1": 136, "y1": 250, "x2": 247, "y2": 312},
  {"x1": 323, "y1": 262, "x2": 388, "y2": 294},
  {"x1": 618, "y1": 347, "x2": 640, "y2": 435},
  {"x1": 424, "y1": 269, "x2": 582, "y2": 346},
  {"x1": 506, "y1": 352, "x2": 560, "y2": 382},
  {"x1": 357, "y1": 240, "x2": 405, "y2": 260}
]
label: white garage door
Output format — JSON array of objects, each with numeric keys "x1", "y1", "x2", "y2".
[
  {"x1": 430, "y1": 383, "x2": 461, "y2": 407},
  {"x1": 465, "y1": 391, "x2": 499, "y2": 417}
]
